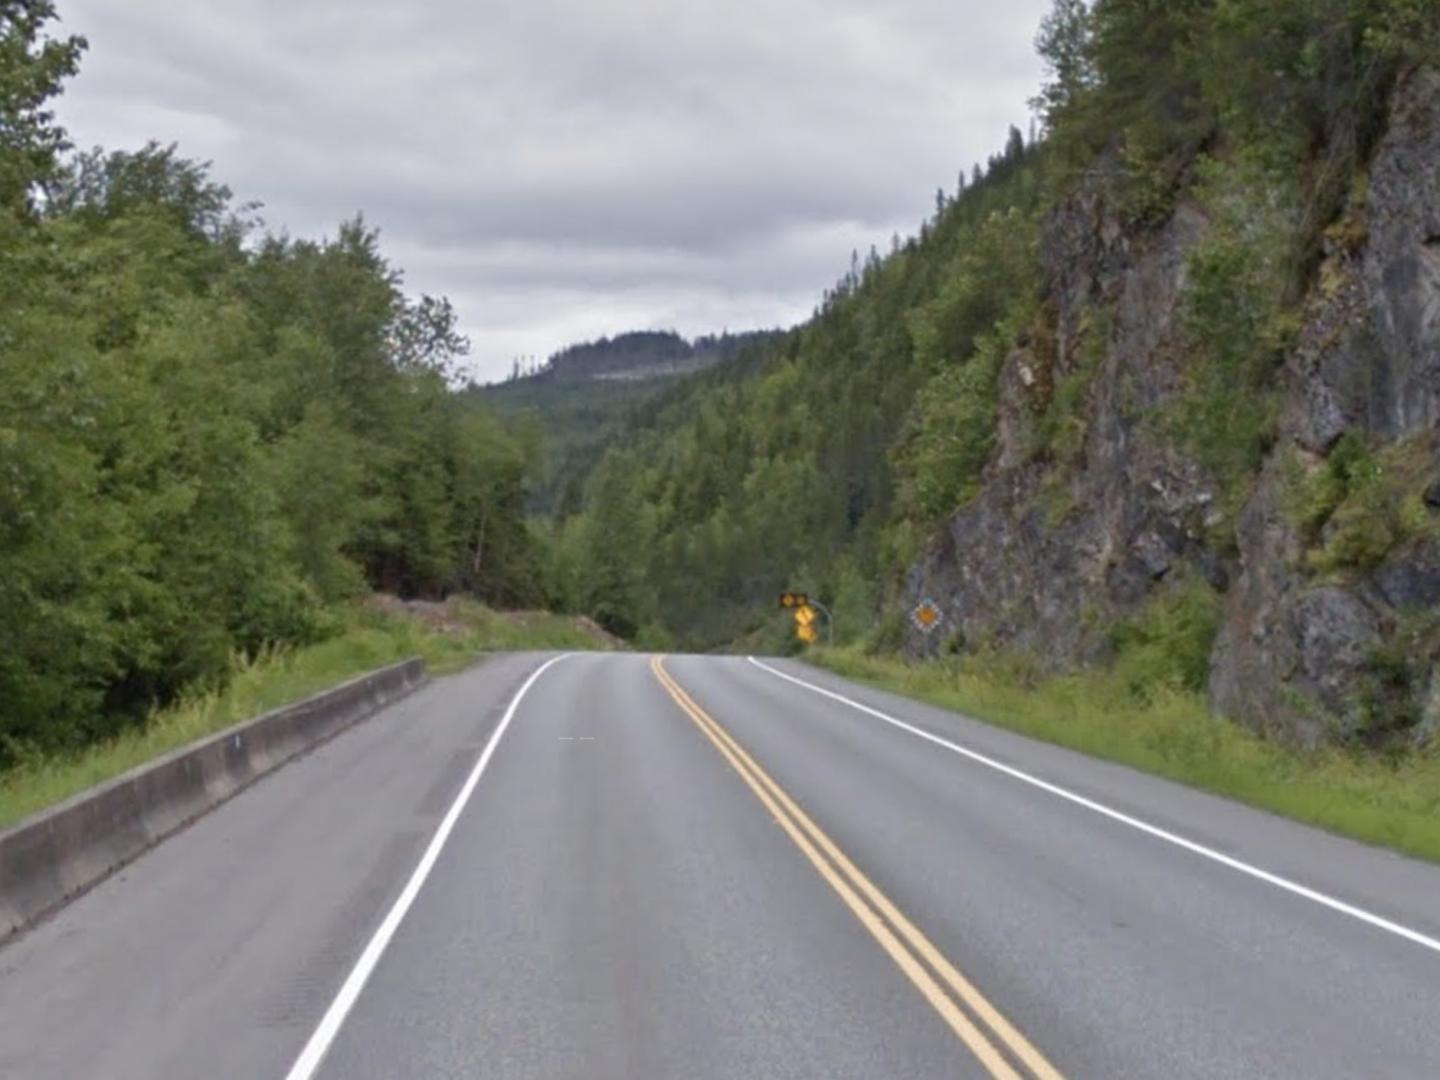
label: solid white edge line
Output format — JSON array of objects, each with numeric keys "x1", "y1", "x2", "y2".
[
  {"x1": 745, "y1": 655, "x2": 1440, "y2": 958},
  {"x1": 284, "y1": 653, "x2": 572, "y2": 1080}
]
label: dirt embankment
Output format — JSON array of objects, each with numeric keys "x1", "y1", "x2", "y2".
[{"x1": 366, "y1": 594, "x2": 621, "y2": 648}]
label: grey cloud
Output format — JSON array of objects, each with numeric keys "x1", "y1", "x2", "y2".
[
  {"x1": 386, "y1": 218, "x2": 883, "y2": 295},
  {"x1": 54, "y1": 0, "x2": 1051, "y2": 382}
]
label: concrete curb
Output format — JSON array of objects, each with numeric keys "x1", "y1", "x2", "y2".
[{"x1": 0, "y1": 656, "x2": 427, "y2": 943}]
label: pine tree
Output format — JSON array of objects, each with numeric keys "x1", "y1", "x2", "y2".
[{"x1": 1032, "y1": 0, "x2": 1094, "y2": 129}]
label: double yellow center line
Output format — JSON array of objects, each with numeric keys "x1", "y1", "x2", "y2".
[{"x1": 650, "y1": 656, "x2": 1064, "y2": 1080}]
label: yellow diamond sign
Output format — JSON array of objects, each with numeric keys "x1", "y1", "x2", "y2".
[
  {"x1": 797, "y1": 623, "x2": 819, "y2": 645},
  {"x1": 911, "y1": 600, "x2": 942, "y2": 634},
  {"x1": 794, "y1": 604, "x2": 817, "y2": 628}
]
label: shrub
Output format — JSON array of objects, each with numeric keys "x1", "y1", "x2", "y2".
[
  {"x1": 1108, "y1": 577, "x2": 1221, "y2": 698},
  {"x1": 1292, "y1": 432, "x2": 1440, "y2": 575},
  {"x1": 893, "y1": 299, "x2": 1035, "y2": 523}
]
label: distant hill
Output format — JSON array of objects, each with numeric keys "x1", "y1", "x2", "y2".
[
  {"x1": 498, "y1": 329, "x2": 777, "y2": 386},
  {"x1": 474, "y1": 329, "x2": 780, "y2": 514}
]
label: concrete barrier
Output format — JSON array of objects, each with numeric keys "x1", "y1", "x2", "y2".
[{"x1": 0, "y1": 656, "x2": 427, "y2": 942}]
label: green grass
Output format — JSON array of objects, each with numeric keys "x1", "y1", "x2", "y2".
[
  {"x1": 810, "y1": 647, "x2": 1440, "y2": 864},
  {"x1": 0, "y1": 601, "x2": 611, "y2": 830}
]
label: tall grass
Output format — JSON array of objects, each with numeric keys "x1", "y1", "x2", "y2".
[
  {"x1": 0, "y1": 602, "x2": 609, "y2": 830},
  {"x1": 812, "y1": 648, "x2": 1440, "y2": 865}
]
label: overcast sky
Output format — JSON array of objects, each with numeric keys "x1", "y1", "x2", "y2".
[{"x1": 52, "y1": 0, "x2": 1051, "y2": 383}]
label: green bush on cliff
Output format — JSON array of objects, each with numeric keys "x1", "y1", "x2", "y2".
[
  {"x1": 1165, "y1": 158, "x2": 1299, "y2": 543},
  {"x1": 1029, "y1": 305, "x2": 1110, "y2": 469},
  {"x1": 1290, "y1": 433, "x2": 1440, "y2": 575},
  {"x1": 1108, "y1": 577, "x2": 1221, "y2": 699},
  {"x1": 891, "y1": 316, "x2": 1010, "y2": 520}
]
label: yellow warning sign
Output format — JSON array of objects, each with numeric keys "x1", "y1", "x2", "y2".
[
  {"x1": 782, "y1": 591, "x2": 826, "y2": 644},
  {"x1": 911, "y1": 600, "x2": 942, "y2": 633}
]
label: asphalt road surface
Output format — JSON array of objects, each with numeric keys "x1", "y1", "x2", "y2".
[{"x1": 2, "y1": 651, "x2": 1439, "y2": 1078}]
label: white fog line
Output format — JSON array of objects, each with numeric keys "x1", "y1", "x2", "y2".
[
  {"x1": 745, "y1": 656, "x2": 1440, "y2": 957},
  {"x1": 285, "y1": 653, "x2": 572, "y2": 1080}
]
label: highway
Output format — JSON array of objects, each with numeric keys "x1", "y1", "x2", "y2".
[{"x1": 2, "y1": 651, "x2": 1439, "y2": 1078}]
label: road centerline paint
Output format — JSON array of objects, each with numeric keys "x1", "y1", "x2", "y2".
[
  {"x1": 658, "y1": 659, "x2": 1062, "y2": 1080},
  {"x1": 746, "y1": 655, "x2": 1440, "y2": 958},
  {"x1": 284, "y1": 653, "x2": 571, "y2": 1080},
  {"x1": 652, "y1": 656, "x2": 1062, "y2": 1080}
]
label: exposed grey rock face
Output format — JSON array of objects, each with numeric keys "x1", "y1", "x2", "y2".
[
  {"x1": 1213, "y1": 67, "x2": 1440, "y2": 742},
  {"x1": 1415, "y1": 670, "x2": 1440, "y2": 746},
  {"x1": 911, "y1": 66, "x2": 1440, "y2": 745},
  {"x1": 1288, "y1": 68, "x2": 1440, "y2": 451},
  {"x1": 1365, "y1": 69, "x2": 1440, "y2": 435},
  {"x1": 1207, "y1": 471, "x2": 1306, "y2": 738},
  {"x1": 1293, "y1": 587, "x2": 1383, "y2": 724},
  {"x1": 1374, "y1": 538, "x2": 1440, "y2": 610},
  {"x1": 906, "y1": 167, "x2": 1218, "y2": 668}
]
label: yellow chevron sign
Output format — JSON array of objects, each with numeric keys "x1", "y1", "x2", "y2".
[{"x1": 780, "y1": 591, "x2": 823, "y2": 645}]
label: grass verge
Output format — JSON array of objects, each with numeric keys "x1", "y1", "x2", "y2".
[
  {"x1": 809, "y1": 647, "x2": 1440, "y2": 865},
  {"x1": 0, "y1": 600, "x2": 609, "y2": 830}
]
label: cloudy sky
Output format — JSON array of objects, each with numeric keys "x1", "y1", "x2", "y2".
[{"x1": 52, "y1": 0, "x2": 1051, "y2": 383}]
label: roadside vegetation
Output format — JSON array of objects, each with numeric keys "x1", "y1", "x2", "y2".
[
  {"x1": 0, "y1": 601, "x2": 610, "y2": 830},
  {"x1": 811, "y1": 647, "x2": 1440, "y2": 865},
  {"x1": 0, "y1": 4, "x2": 549, "y2": 775}
]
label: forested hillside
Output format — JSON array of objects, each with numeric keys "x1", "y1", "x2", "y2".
[
  {"x1": 545, "y1": 132, "x2": 1045, "y2": 646},
  {"x1": 554, "y1": 0, "x2": 1440, "y2": 745},
  {"x1": 0, "y1": 3, "x2": 541, "y2": 767},
  {"x1": 478, "y1": 329, "x2": 777, "y2": 515}
]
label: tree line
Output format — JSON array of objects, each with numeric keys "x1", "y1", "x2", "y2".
[{"x1": 0, "y1": 2, "x2": 541, "y2": 768}]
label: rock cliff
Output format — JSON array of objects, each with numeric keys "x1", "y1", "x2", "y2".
[
  {"x1": 907, "y1": 67, "x2": 1440, "y2": 745},
  {"x1": 1213, "y1": 67, "x2": 1440, "y2": 744}
]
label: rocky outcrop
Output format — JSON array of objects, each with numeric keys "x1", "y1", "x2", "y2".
[
  {"x1": 909, "y1": 67, "x2": 1440, "y2": 746},
  {"x1": 1212, "y1": 68, "x2": 1440, "y2": 743},
  {"x1": 1286, "y1": 71, "x2": 1440, "y2": 452},
  {"x1": 906, "y1": 165, "x2": 1220, "y2": 668}
]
